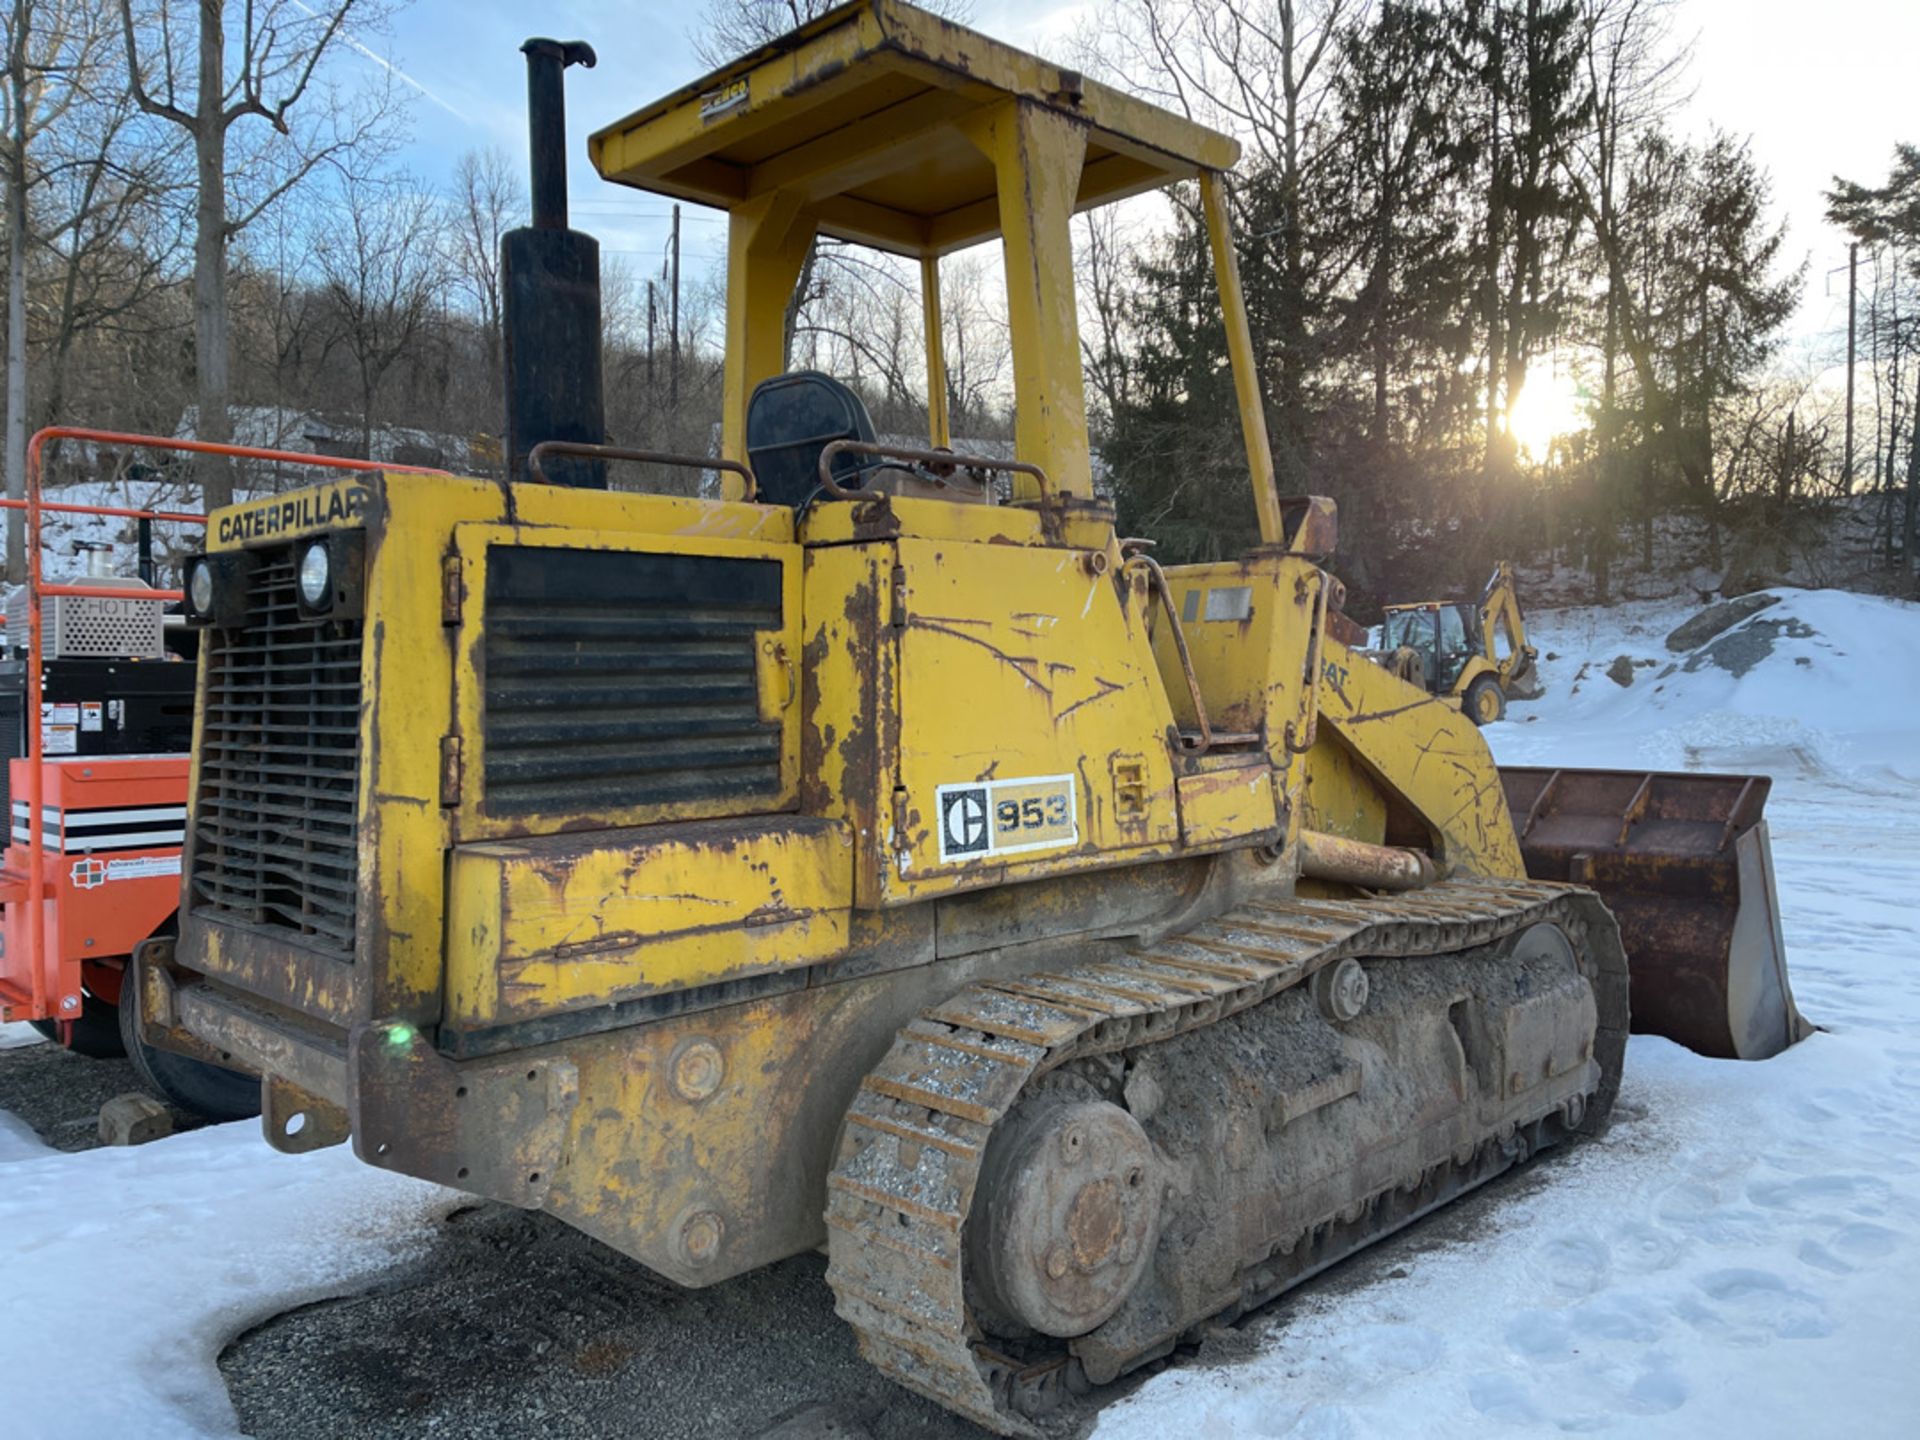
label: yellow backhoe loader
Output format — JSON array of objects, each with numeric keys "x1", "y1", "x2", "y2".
[
  {"x1": 1376, "y1": 561, "x2": 1542, "y2": 724},
  {"x1": 132, "y1": 6, "x2": 1807, "y2": 1433}
]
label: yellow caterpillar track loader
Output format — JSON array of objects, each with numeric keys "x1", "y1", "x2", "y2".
[
  {"x1": 134, "y1": 5, "x2": 1805, "y2": 1432},
  {"x1": 1375, "y1": 561, "x2": 1542, "y2": 724}
]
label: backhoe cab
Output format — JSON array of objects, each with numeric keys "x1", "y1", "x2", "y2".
[
  {"x1": 1376, "y1": 561, "x2": 1542, "y2": 724},
  {"x1": 133, "y1": 5, "x2": 1802, "y2": 1433}
]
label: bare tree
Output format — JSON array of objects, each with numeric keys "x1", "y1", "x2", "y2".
[
  {"x1": 227, "y1": 191, "x2": 327, "y2": 439},
  {"x1": 1092, "y1": 0, "x2": 1357, "y2": 487},
  {"x1": 1829, "y1": 147, "x2": 1920, "y2": 570},
  {"x1": 448, "y1": 146, "x2": 517, "y2": 400},
  {"x1": 311, "y1": 173, "x2": 447, "y2": 459},
  {"x1": 790, "y1": 243, "x2": 921, "y2": 412},
  {"x1": 693, "y1": 0, "x2": 973, "y2": 68},
  {"x1": 118, "y1": 0, "x2": 398, "y2": 506},
  {"x1": 3, "y1": 0, "x2": 120, "y2": 577},
  {"x1": 1078, "y1": 207, "x2": 1140, "y2": 432},
  {"x1": 1569, "y1": 0, "x2": 1687, "y2": 585},
  {"x1": 695, "y1": 0, "x2": 823, "y2": 67},
  {"x1": 938, "y1": 253, "x2": 1010, "y2": 439},
  {"x1": 39, "y1": 87, "x2": 190, "y2": 424}
]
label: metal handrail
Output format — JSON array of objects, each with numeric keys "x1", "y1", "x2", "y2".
[
  {"x1": 1285, "y1": 568, "x2": 1331, "y2": 755},
  {"x1": 0, "y1": 497, "x2": 205, "y2": 524},
  {"x1": 1126, "y1": 553, "x2": 1215, "y2": 756},
  {"x1": 815, "y1": 439, "x2": 1046, "y2": 506},
  {"x1": 528, "y1": 440, "x2": 757, "y2": 499},
  {"x1": 13, "y1": 426, "x2": 455, "y2": 1025}
]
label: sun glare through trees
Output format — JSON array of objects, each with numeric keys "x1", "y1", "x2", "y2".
[{"x1": 1506, "y1": 366, "x2": 1588, "y2": 465}]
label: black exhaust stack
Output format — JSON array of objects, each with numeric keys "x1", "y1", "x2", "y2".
[{"x1": 502, "y1": 38, "x2": 606, "y2": 488}]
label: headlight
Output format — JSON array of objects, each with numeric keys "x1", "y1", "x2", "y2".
[
  {"x1": 298, "y1": 539, "x2": 332, "y2": 608},
  {"x1": 187, "y1": 559, "x2": 214, "y2": 614}
]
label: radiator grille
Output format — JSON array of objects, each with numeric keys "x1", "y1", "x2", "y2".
[
  {"x1": 483, "y1": 546, "x2": 784, "y2": 816},
  {"x1": 190, "y1": 545, "x2": 362, "y2": 956}
]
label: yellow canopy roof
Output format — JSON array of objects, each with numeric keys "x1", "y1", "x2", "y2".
[{"x1": 588, "y1": 0, "x2": 1239, "y2": 257}]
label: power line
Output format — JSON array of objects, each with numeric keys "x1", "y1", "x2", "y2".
[
  {"x1": 570, "y1": 204, "x2": 728, "y2": 222},
  {"x1": 603, "y1": 246, "x2": 727, "y2": 259}
]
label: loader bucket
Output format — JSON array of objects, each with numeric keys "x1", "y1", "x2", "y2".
[{"x1": 1501, "y1": 766, "x2": 1811, "y2": 1061}]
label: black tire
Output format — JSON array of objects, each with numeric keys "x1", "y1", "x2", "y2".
[
  {"x1": 118, "y1": 971, "x2": 261, "y2": 1123},
  {"x1": 28, "y1": 989, "x2": 128, "y2": 1059},
  {"x1": 1464, "y1": 675, "x2": 1507, "y2": 726}
]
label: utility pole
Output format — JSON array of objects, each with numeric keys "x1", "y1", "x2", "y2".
[
  {"x1": 669, "y1": 203, "x2": 681, "y2": 408},
  {"x1": 1845, "y1": 241, "x2": 1858, "y2": 489},
  {"x1": 646, "y1": 279, "x2": 657, "y2": 389}
]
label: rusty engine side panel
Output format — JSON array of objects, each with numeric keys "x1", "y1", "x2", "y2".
[{"x1": 443, "y1": 815, "x2": 855, "y2": 1035}]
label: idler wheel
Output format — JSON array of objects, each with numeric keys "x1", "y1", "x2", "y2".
[
  {"x1": 1512, "y1": 921, "x2": 1576, "y2": 969},
  {"x1": 969, "y1": 1098, "x2": 1162, "y2": 1339},
  {"x1": 1312, "y1": 956, "x2": 1370, "y2": 1023}
]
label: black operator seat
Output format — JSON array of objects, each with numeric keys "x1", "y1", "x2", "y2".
[
  {"x1": 745, "y1": 371, "x2": 881, "y2": 510},
  {"x1": 745, "y1": 370, "x2": 997, "y2": 511}
]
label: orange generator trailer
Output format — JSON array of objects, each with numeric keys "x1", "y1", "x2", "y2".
[{"x1": 0, "y1": 486, "x2": 256, "y2": 1121}]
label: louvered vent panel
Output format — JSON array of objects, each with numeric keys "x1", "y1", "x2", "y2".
[{"x1": 482, "y1": 546, "x2": 784, "y2": 817}]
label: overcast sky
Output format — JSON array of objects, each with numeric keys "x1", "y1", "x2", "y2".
[{"x1": 374, "y1": 0, "x2": 1917, "y2": 365}]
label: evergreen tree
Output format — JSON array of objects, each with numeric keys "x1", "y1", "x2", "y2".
[
  {"x1": 1457, "y1": 0, "x2": 1592, "y2": 538},
  {"x1": 1613, "y1": 129, "x2": 1799, "y2": 565},
  {"x1": 1314, "y1": 1, "x2": 1483, "y2": 594},
  {"x1": 1102, "y1": 191, "x2": 1261, "y2": 562},
  {"x1": 1326, "y1": 2, "x2": 1479, "y2": 452}
]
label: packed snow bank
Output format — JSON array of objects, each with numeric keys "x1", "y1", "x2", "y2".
[
  {"x1": 1503, "y1": 587, "x2": 1920, "y2": 782},
  {"x1": 0, "y1": 1122, "x2": 447, "y2": 1438},
  {"x1": 1097, "y1": 1028, "x2": 1919, "y2": 1437},
  {"x1": 1099, "y1": 588, "x2": 1920, "y2": 1439},
  {"x1": 0, "y1": 1107, "x2": 49, "y2": 1163}
]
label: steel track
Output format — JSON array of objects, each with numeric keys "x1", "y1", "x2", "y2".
[{"x1": 823, "y1": 878, "x2": 1629, "y2": 1436}]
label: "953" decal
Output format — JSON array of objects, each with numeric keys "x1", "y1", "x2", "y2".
[{"x1": 935, "y1": 774, "x2": 1078, "y2": 863}]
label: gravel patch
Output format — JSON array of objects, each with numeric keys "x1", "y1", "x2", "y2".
[
  {"x1": 1683, "y1": 615, "x2": 1817, "y2": 678},
  {"x1": 0, "y1": 1034, "x2": 208, "y2": 1152},
  {"x1": 218, "y1": 1202, "x2": 989, "y2": 1440},
  {"x1": 2, "y1": 1017, "x2": 1571, "y2": 1440},
  {"x1": 209, "y1": 1153, "x2": 1556, "y2": 1440}
]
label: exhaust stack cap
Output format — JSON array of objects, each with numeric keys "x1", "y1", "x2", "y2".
[{"x1": 521, "y1": 38, "x2": 597, "y2": 231}]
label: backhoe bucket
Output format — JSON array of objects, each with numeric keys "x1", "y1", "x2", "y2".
[
  {"x1": 1501, "y1": 767, "x2": 1811, "y2": 1060},
  {"x1": 1504, "y1": 651, "x2": 1544, "y2": 701}
]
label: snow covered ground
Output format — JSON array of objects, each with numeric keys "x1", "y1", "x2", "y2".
[
  {"x1": 0, "y1": 1095, "x2": 448, "y2": 1437},
  {"x1": 1098, "y1": 588, "x2": 1920, "y2": 1439},
  {"x1": 2, "y1": 587, "x2": 1916, "y2": 1439}
]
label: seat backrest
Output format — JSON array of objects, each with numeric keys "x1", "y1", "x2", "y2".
[{"x1": 746, "y1": 371, "x2": 879, "y2": 509}]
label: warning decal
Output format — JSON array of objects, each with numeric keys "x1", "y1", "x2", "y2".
[
  {"x1": 41, "y1": 702, "x2": 78, "y2": 754},
  {"x1": 935, "y1": 773, "x2": 1077, "y2": 864}
]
